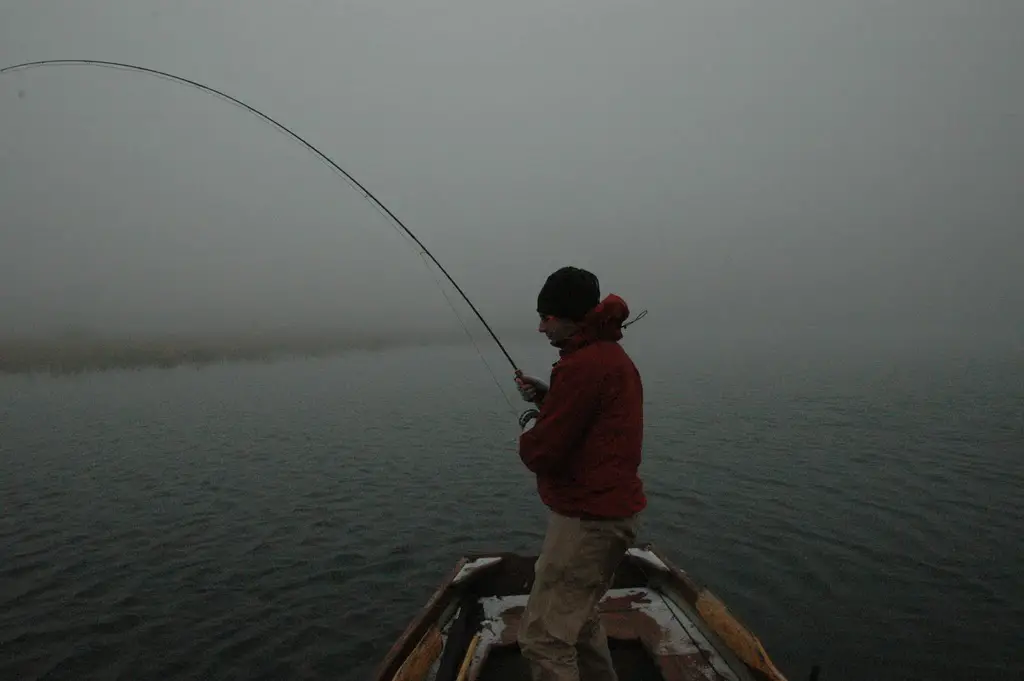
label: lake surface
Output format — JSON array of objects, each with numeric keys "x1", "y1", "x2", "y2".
[{"x1": 2, "y1": 330, "x2": 1022, "y2": 680}]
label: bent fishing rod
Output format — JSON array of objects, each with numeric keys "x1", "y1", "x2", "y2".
[{"x1": 0, "y1": 58, "x2": 524, "y2": 378}]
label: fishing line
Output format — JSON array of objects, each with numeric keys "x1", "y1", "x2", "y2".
[
  {"x1": 415, "y1": 251, "x2": 519, "y2": 418},
  {"x1": 0, "y1": 58, "x2": 524, "y2": 384}
]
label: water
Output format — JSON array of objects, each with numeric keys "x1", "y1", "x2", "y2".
[{"x1": 2, "y1": 332, "x2": 1021, "y2": 681}]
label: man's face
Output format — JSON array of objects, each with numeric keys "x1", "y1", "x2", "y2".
[{"x1": 538, "y1": 313, "x2": 578, "y2": 346}]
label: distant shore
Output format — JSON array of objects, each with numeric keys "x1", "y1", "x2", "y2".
[{"x1": 0, "y1": 329, "x2": 517, "y2": 376}]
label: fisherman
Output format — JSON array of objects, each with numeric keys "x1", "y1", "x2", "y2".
[{"x1": 513, "y1": 266, "x2": 646, "y2": 681}]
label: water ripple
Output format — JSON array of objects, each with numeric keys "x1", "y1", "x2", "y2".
[{"x1": 1, "y1": 344, "x2": 1021, "y2": 680}]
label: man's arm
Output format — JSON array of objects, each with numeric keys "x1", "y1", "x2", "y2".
[{"x1": 518, "y1": 358, "x2": 603, "y2": 474}]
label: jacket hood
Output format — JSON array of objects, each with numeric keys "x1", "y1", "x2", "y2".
[{"x1": 560, "y1": 294, "x2": 631, "y2": 353}]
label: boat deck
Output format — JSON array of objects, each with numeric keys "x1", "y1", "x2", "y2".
[
  {"x1": 476, "y1": 642, "x2": 664, "y2": 681},
  {"x1": 378, "y1": 548, "x2": 787, "y2": 681},
  {"x1": 461, "y1": 586, "x2": 743, "y2": 681}
]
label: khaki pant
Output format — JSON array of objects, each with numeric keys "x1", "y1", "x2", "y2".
[{"x1": 517, "y1": 511, "x2": 638, "y2": 681}]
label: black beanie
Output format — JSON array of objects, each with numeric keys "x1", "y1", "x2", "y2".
[{"x1": 536, "y1": 266, "x2": 600, "y2": 321}]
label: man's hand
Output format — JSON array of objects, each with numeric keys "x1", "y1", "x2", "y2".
[{"x1": 515, "y1": 374, "x2": 549, "y2": 404}]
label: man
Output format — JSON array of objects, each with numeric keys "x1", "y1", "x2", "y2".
[{"x1": 513, "y1": 265, "x2": 646, "y2": 681}]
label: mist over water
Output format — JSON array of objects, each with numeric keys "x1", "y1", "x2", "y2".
[
  {"x1": 2, "y1": 0, "x2": 1022, "y2": 346},
  {"x1": 2, "y1": 1, "x2": 1023, "y2": 680}
]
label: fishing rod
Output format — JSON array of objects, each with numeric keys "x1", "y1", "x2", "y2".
[{"x1": 0, "y1": 58, "x2": 524, "y2": 379}]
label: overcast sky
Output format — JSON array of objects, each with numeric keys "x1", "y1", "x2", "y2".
[{"x1": 1, "y1": 0, "x2": 1021, "y2": 341}]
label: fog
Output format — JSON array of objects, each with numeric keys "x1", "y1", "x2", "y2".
[{"x1": 2, "y1": 0, "x2": 1022, "y2": 355}]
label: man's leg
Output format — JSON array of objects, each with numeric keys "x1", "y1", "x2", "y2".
[
  {"x1": 517, "y1": 513, "x2": 637, "y2": 681},
  {"x1": 574, "y1": 517, "x2": 636, "y2": 681},
  {"x1": 575, "y1": 616, "x2": 616, "y2": 681}
]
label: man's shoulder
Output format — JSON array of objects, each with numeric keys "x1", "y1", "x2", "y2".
[
  {"x1": 559, "y1": 341, "x2": 637, "y2": 374},
  {"x1": 586, "y1": 339, "x2": 635, "y2": 362}
]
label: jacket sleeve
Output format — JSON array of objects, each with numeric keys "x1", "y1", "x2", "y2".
[{"x1": 518, "y1": 357, "x2": 602, "y2": 474}]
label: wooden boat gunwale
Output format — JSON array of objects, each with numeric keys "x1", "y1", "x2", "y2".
[{"x1": 374, "y1": 556, "x2": 472, "y2": 681}]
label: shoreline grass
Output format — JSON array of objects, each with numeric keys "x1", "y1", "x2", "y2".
[{"x1": 0, "y1": 330, "x2": 500, "y2": 376}]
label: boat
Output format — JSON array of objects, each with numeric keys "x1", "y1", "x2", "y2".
[{"x1": 373, "y1": 542, "x2": 797, "y2": 681}]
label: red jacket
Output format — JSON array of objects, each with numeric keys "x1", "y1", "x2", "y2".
[{"x1": 518, "y1": 294, "x2": 646, "y2": 519}]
